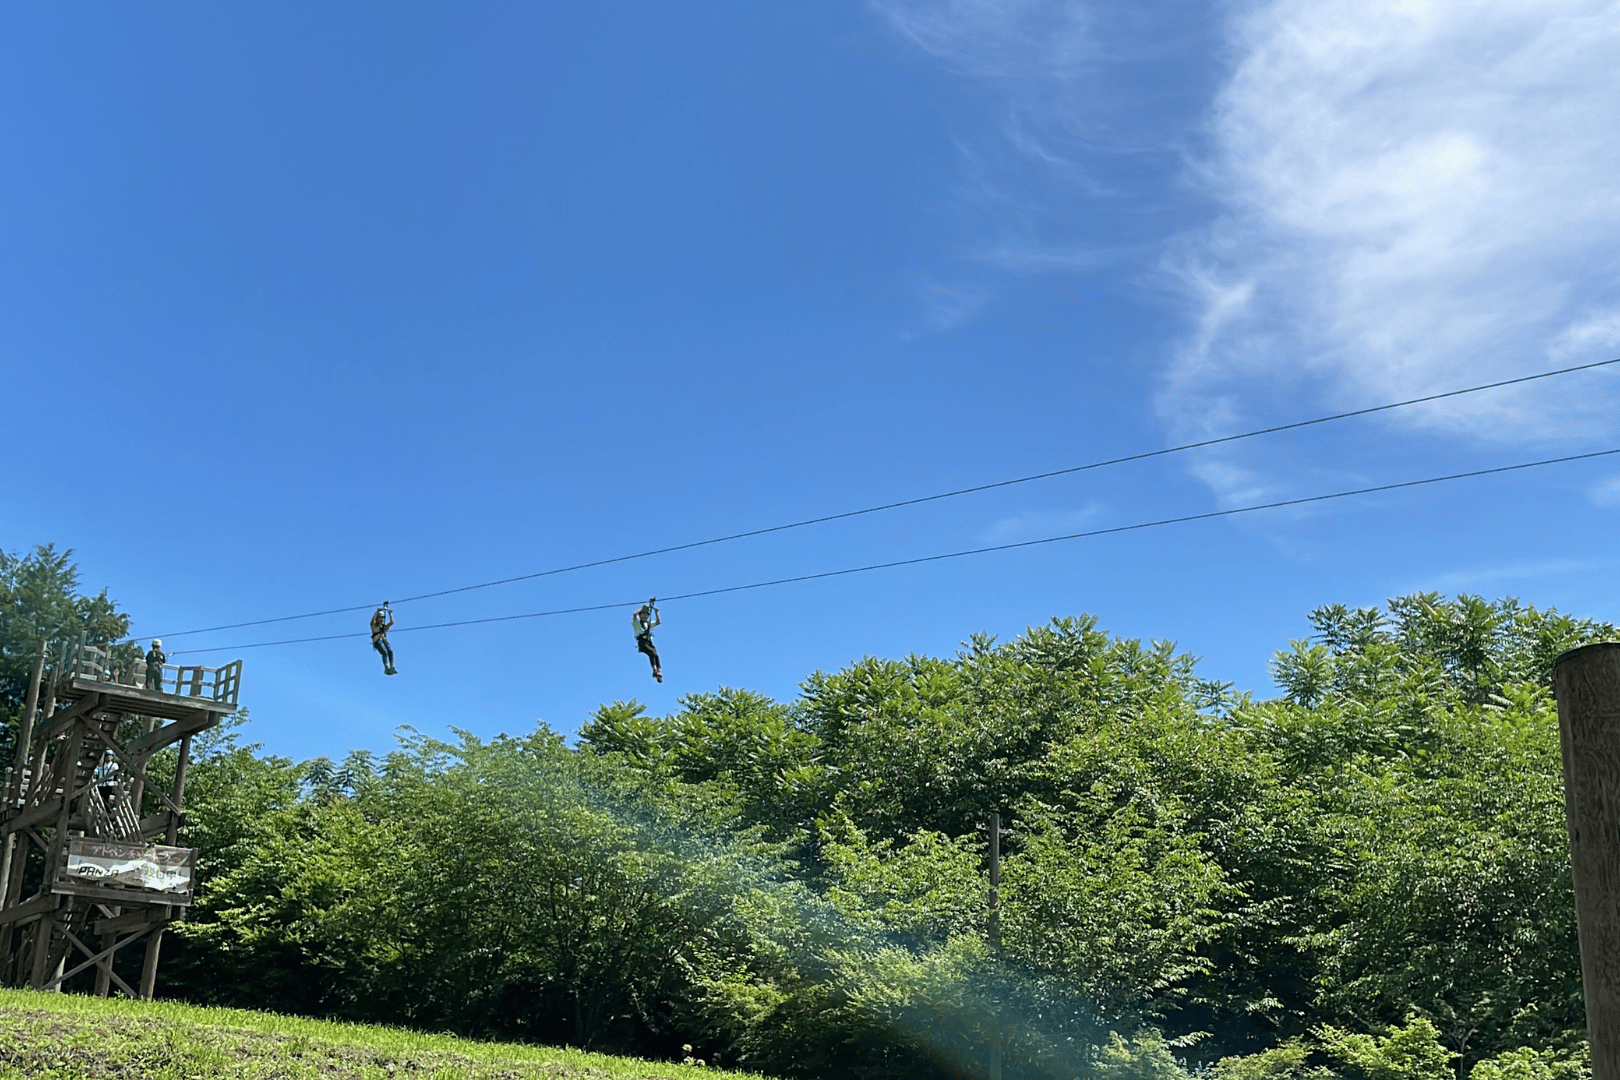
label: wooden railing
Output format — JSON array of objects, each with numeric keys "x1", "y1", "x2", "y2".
[{"x1": 55, "y1": 638, "x2": 243, "y2": 708}]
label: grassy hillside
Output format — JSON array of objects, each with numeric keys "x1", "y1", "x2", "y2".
[{"x1": 0, "y1": 989, "x2": 760, "y2": 1079}]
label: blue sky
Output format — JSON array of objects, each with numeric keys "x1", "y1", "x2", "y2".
[{"x1": 4, "y1": 1, "x2": 1619, "y2": 763}]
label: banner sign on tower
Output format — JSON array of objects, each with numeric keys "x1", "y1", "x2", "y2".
[{"x1": 60, "y1": 839, "x2": 194, "y2": 897}]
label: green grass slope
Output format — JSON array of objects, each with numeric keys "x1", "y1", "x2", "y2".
[{"x1": 0, "y1": 989, "x2": 761, "y2": 1080}]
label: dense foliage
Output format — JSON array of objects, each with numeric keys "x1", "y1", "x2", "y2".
[
  {"x1": 0, "y1": 544, "x2": 129, "y2": 725},
  {"x1": 4, "y1": 544, "x2": 1610, "y2": 1080}
]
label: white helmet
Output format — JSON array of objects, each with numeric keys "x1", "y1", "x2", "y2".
[{"x1": 151, "y1": 639, "x2": 162, "y2": 648}]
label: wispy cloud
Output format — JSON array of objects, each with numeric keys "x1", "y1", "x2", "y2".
[
  {"x1": 980, "y1": 503, "x2": 1105, "y2": 544},
  {"x1": 1165, "y1": 0, "x2": 1620, "y2": 462},
  {"x1": 1591, "y1": 474, "x2": 1620, "y2": 508},
  {"x1": 872, "y1": 0, "x2": 1096, "y2": 81},
  {"x1": 872, "y1": 0, "x2": 1216, "y2": 300},
  {"x1": 912, "y1": 278, "x2": 993, "y2": 333},
  {"x1": 1428, "y1": 558, "x2": 1615, "y2": 590},
  {"x1": 876, "y1": 0, "x2": 1620, "y2": 520}
]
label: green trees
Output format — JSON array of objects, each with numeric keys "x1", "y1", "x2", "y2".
[
  {"x1": 1252, "y1": 597, "x2": 1608, "y2": 1061},
  {"x1": 138, "y1": 592, "x2": 1611, "y2": 1078},
  {"x1": 0, "y1": 543, "x2": 130, "y2": 724},
  {"x1": 170, "y1": 727, "x2": 785, "y2": 1058}
]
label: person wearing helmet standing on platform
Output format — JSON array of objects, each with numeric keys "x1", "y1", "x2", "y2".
[
  {"x1": 632, "y1": 599, "x2": 662, "y2": 682},
  {"x1": 371, "y1": 604, "x2": 397, "y2": 675},
  {"x1": 145, "y1": 640, "x2": 166, "y2": 694}
]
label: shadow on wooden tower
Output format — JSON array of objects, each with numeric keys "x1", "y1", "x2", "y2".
[{"x1": 0, "y1": 636, "x2": 242, "y2": 998}]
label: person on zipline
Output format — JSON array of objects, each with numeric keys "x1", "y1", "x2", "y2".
[
  {"x1": 632, "y1": 599, "x2": 662, "y2": 682},
  {"x1": 371, "y1": 604, "x2": 397, "y2": 675},
  {"x1": 145, "y1": 640, "x2": 166, "y2": 694}
]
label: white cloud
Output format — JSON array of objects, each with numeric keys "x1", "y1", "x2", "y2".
[
  {"x1": 876, "y1": 0, "x2": 1620, "y2": 516},
  {"x1": 1551, "y1": 312, "x2": 1620, "y2": 362},
  {"x1": 980, "y1": 503, "x2": 1105, "y2": 544},
  {"x1": 1167, "y1": 0, "x2": 1620, "y2": 455},
  {"x1": 1591, "y1": 474, "x2": 1620, "y2": 507},
  {"x1": 872, "y1": 0, "x2": 1208, "y2": 300},
  {"x1": 1185, "y1": 456, "x2": 1277, "y2": 509}
]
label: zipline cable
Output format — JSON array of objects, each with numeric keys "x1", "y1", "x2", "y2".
[
  {"x1": 168, "y1": 445, "x2": 1620, "y2": 656},
  {"x1": 144, "y1": 355, "x2": 1620, "y2": 641}
]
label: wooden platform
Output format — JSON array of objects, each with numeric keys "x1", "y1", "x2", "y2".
[{"x1": 55, "y1": 677, "x2": 238, "y2": 728}]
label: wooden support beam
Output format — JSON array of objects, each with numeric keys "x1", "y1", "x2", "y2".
[
  {"x1": 46, "y1": 881, "x2": 192, "y2": 908},
  {"x1": 1, "y1": 827, "x2": 44, "y2": 918},
  {"x1": 0, "y1": 893, "x2": 62, "y2": 928},
  {"x1": 5, "y1": 798, "x2": 63, "y2": 836},
  {"x1": 0, "y1": 801, "x2": 45, "y2": 974},
  {"x1": 64, "y1": 677, "x2": 234, "y2": 715},
  {"x1": 139, "y1": 925, "x2": 165, "y2": 999},
  {"x1": 167, "y1": 735, "x2": 192, "y2": 846},
  {"x1": 9, "y1": 641, "x2": 48, "y2": 803},
  {"x1": 34, "y1": 695, "x2": 105, "y2": 750},
  {"x1": 123, "y1": 713, "x2": 216, "y2": 756},
  {"x1": 28, "y1": 909, "x2": 55, "y2": 988},
  {"x1": 0, "y1": 642, "x2": 50, "y2": 928},
  {"x1": 94, "y1": 906, "x2": 119, "y2": 999},
  {"x1": 37, "y1": 724, "x2": 85, "y2": 981},
  {"x1": 93, "y1": 908, "x2": 168, "y2": 937},
  {"x1": 19, "y1": 743, "x2": 51, "y2": 809},
  {"x1": 50, "y1": 926, "x2": 140, "y2": 998},
  {"x1": 136, "y1": 811, "x2": 180, "y2": 840},
  {"x1": 94, "y1": 934, "x2": 112, "y2": 997},
  {"x1": 17, "y1": 692, "x2": 62, "y2": 810}
]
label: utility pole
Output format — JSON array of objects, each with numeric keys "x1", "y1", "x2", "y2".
[
  {"x1": 978, "y1": 812, "x2": 1010, "y2": 1080},
  {"x1": 1554, "y1": 642, "x2": 1620, "y2": 1080}
]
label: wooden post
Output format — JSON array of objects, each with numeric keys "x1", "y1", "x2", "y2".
[
  {"x1": 987, "y1": 812, "x2": 1002, "y2": 948},
  {"x1": 29, "y1": 905, "x2": 55, "y2": 989},
  {"x1": 141, "y1": 732, "x2": 192, "y2": 1000},
  {"x1": 11, "y1": 640, "x2": 47, "y2": 803},
  {"x1": 94, "y1": 904, "x2": 120, "y2": 998},
  {"x1": 1554, "y1": 642, "x2": 1620, "y2": 1080},
  {"x1": 0, "y1": 641, "x2": 47, "y2": 972},
  {"x1": 165, "y1": 733, "x2": 192, "y2": 846},
  {"x1": 94, "y1": 935, "x2": 113, "y2": 997},
  {"x1": 129, "y1": 718, "x2": 156, "y2": 822},
  {"x1": 981, "y1": 812, "x2": 1007, "y2": 1080},
  {"x1": 36, "y1": 720, "x2": 85, "y2": 993},
  {"x1": 138, "y1": 926, "x2": 163, "y2": 1000}
]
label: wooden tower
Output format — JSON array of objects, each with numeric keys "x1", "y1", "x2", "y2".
[{"x1": 0, "y1": 636, "x2": 242, "y2": 998}]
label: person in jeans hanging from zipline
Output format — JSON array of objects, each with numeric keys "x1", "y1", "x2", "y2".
[
  {"x1": 632, "y1": 599, "x2": 662, "y2": 682},
  {"x1": 371, "y1": 603, "x2": 397, "y2": 675}
]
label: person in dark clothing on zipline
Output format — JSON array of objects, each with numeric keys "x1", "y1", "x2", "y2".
[
  {"x1": 371, "y1": 604, "x2": 397, "y2": 675},
  {"x1": 632, "y1": 599, "x2": 662, "y2": 682}
]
